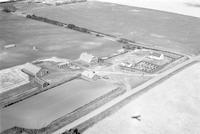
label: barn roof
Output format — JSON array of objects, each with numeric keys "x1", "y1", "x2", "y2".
[
  {"x1": 79, "y1": 52, "x2": 95, "y2": 63},
  {"x1": 81, "y1": 71, "x2": 96, "y2": 79},
  {"x1": 22, "y1": 63, "x2": 41, "y2": 76},
  {"x1": 151, "y1": 52, "x2": 162, "y2": 57}
]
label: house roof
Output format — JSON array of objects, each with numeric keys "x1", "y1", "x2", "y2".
[
  {"x1": 58, "y1": 61, "x2": 70, "y2": 66},
  {"x1": 81, "y1": 71, "x2": 96, "y2": 79},
  {"x1": 148, "y1": 52, "x2": 164, "y2": 60},
  {"x1": 35, "y1": 57, "x2": 70, "y2": 63},
  {"x1": 79, "y1": 52, "x2": 95, "y2": 63},
  {"x1": 22, "y1": 63, "x2": 41, "y2": 76},
  {"x1": 150, "y1": 52, "x2": 162, "y2": 57}
]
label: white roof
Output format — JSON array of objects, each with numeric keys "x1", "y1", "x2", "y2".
[
  {"x1": 35, "y1": 57, "x2": 70, "y2": 63},
  {"x1": 79, "y1": 52, "x2": 95, "y2": 63},
  {"x1": 82, "y1": 71, "x2": 96, "y2": 79},
  {"x1": 22, "y1": 63, "x2": 41, "y2": 76},
  {"x1": 117, "y1": 49, "x2": 125, "y2": 53},
  {"x1": 149, "y1": 53, "x2": 164, "y2": 60},
  {"x1": 58, "y1": 61, "x2": 70, "y2": 66}
]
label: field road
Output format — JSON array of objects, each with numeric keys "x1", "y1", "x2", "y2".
[{"x1": 53, "y1": 56, "x2": 200, "y2": 134}]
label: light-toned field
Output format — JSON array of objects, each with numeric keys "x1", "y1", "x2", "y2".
[
  {"x1": 84, "y1": 62, "x2": 200, "y2": 134},
  {"x1": 0, "y1": 65, "x2": 29, "y2": 94}
]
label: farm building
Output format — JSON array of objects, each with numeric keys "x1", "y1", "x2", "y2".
[
  {"x1": 119, "y1": 62, "x2": 136, "y2": 72},
  {"x1": 79, "y1": 52, "x2": 99, "y2": 64},
  {"x1": 117, "y1": 49, "x2": 127, "y2": 54},
  {"x1": 21, "y1": 63, "x2": 49, "y2": 88},
  {"x1": 81, "y1": 71, "x2": 99, "y2": 81},
  {"x1": 21, "y1": 63, "x2": 48, "y2": 78},
  {"x1": 148, "y1": 52, "x2": 164, "y2": 60},
  {"x1": 34, "y1": 77, "x2": 49, "y2": 88},
  {"x1": 57, "y1": 61, "x2": 71, "y2": 69}
]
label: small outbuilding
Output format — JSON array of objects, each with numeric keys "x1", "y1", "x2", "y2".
[
  {"x1": 148, "y1": 52, "x2": 164, "y2": 60},
  {"x1": 57, "y1": 61, "x2": 70, "y2": 69},
  {"x1": 34, "y1": 77, "x2": 49, "y2": 88}
]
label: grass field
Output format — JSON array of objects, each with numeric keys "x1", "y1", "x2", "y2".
[
  {"x1": 0, "y1": 79, "x2": 117, "y2": 132},
  {"x1": 0, "y1": 10, "x2": 123, "y2": 70},
  {"x1": 24, "y1": 1, "x2": 200, "y2": 56}
]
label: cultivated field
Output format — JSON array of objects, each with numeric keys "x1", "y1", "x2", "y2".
[
  {"x1": 0, "y1": 66, "x2": 29, "y2": 94},
  {"x1": 0, "y1": 10, "x2": 123, "y2": 70},
  {"x1": 0, "y1": 79, "x2": 117, "y2": 132},
  {"x1": 24, "y1": 1, "x2": 200, "y2": 56}
]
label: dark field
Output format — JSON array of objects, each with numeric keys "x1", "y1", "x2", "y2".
[
  {"x1": 0, "y1": 79, "x2": 117, "y2": 132},
  {"x1": 1, "y1": 1, "x2": 200, "y2": 70},
  {"x1": 0, "y1": 11, "x2": 122, "y2": 70},
  {"x1": 24, "y1": 1, "x2": 200, "y2": 56}
]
